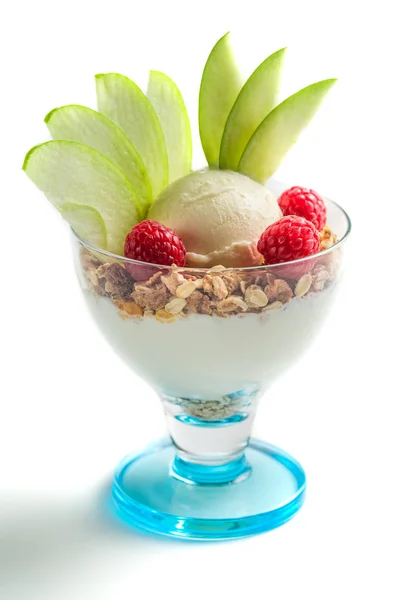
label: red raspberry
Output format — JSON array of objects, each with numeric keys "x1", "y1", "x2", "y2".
[
  {"x1": 257, "y1": 215, "x2": 320, "y2": 278},
  {"x1": 278, "y1": 186, "x2": 326, "y2": 231},
  {"x1": 124, "y1": 220, "x2": 186, "y2": 267}
]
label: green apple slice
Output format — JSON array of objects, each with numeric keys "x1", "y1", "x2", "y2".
[
  {"x1": 22, "y1": 140, "x2": 140, "y2": 255},
  {"x1": 45, "y1": 105, "x2": 151, "y2": 217},
  {"x1": 96, "y1": 73, "x2": 168, "y2": 198},
  {"x1": 147, "y1": 70, "x2": 192, "y2": 182},
  {"x1": 219, "y1": 47, "x2": 287, "y2": 170},
  {"x1": 61, "y1": 203, "x2": 107, "y2": 248},
  {"x1": 238, "y1": 79, "x2": 337, "y2": 183},
  {"x1": 199, "y1": 32, "x2": 242, "y2": 167}
]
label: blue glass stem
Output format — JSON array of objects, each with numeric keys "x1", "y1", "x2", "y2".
[
  {"x1": 171, "y1": 454, "x2": 252, "y2": 485},
  {"x1": 160, "y1": 389, "x2": 261, "y2": 485}
]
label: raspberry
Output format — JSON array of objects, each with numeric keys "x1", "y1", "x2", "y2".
[
  {"x1": 124, "y1": 220, "x2": 186, "y2": 267},
  {"x1": 278, "y1": 186, "x2": 326, "y2": 231},
  {"x1": 257, "y1": 215, "x2": 320, "y2": 279}
]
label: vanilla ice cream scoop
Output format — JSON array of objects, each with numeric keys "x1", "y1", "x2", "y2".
[{"x1": 148, "y1": 169, "x2": 281, "y2": 267}]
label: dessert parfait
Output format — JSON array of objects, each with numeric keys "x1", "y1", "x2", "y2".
[{"x1": 23, "y1": 34, "x2": 350, "y2": 539}]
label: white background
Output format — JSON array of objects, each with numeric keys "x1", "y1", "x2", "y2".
[{"x1": 1, "y1": 1, "x2": 399, "y2": 598}]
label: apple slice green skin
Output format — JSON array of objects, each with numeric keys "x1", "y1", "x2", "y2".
[
  {"x1": 61, "y1": 202, "x2": 107, "y2": 249},
  {"x1": 219, "y1": 47, "x2": 287, "y2": 171},
  {"x1": 45, "y1": 105, "x2": 152, "y2": 217},
  {"x1": 22, "y1": 140, "x2": 140, "y2": 255},
  {"x1": 147, "y1": 70, "x2": 192, "y2": 183},
  {"x1": 199, "y1": 32, "x2": 242, "y2": 168},
  {"x1": 238, "y1": 79, "x2": 337, "y2": 184},
  {"x1": 96, "y1": 73, "x2": 168, "y2": 198}
]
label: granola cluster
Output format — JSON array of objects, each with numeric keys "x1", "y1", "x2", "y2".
[
  {"x1": 79, "y1": 226, "x2": 340, "y2": 321},
  {"x1": 167, "y1": 397, "x2": 250, "y2": 420}
]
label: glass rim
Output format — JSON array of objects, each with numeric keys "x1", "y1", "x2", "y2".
[{"x1": 71, "y1": 197, "x2": 352, "y2": 273}]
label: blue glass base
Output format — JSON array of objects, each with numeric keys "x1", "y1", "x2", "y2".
[{"x1": 112, "y1": 438, "x2": 306, "y2": 540}]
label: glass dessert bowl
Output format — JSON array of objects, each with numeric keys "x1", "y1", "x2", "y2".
[
  {"x1": 22, "y1": 32, "x2": 349, "y2": 540},
  {"x1": 72, "y1": 190, "x2": 350, "y2": 540}
]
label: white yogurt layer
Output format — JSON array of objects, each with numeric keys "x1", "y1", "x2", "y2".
[{"x1": 83, "y1": 285, "x2": 339, "y2": 400}]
